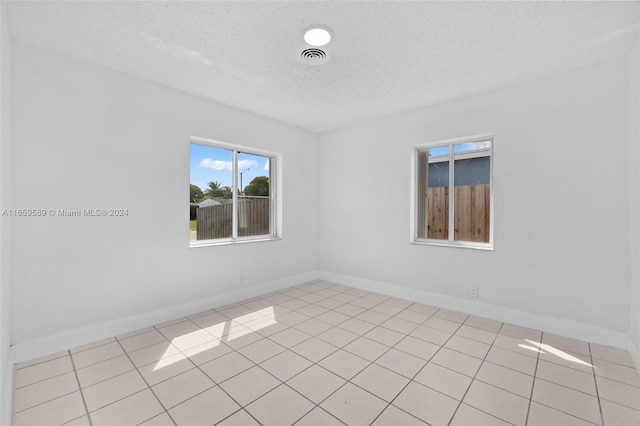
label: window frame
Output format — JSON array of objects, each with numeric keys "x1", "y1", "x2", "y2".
[
  {"x1": 410, "y1": 133, "x2": 494, "y2": 250},
  {"x1": 190, "y1": 136, "x2": 282, "y2": 248}
]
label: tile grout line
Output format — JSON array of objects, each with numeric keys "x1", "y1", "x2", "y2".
[
  {"x1": 445, "y1": 320, "x2": 506, "y2": 426},
  {"x1": 213, "y1": 359, "x2": 287, "y2": 423},
  {"x1": 534, "y1": 376, "x2": 607, "y2": 399},
  {"x1": 529, "y1": 401, "x2": 603, "y2": 426},
  {"x1": 151, "y1": 313, "x2": 277, "y2": 425},
  {"x1": 12, "y1": 358, "x2": 90, "y2": 422},
  {"x1": 290, "y1": 406, "x2": 346, "y2": 426},
  {"x1": 366, "y1": 306, "x2": 445, "y2": 426},
  {"x1": 585, "y1": 357, "x2": 640, "y2": 388},
  {"x1": 478, "y1": 330, "x2": 610, "y2": 425},
  {"x1": 527, "y1": 336, "x2": 604, "y2": 426},
  {"x1": 373, "y1": 308, "x2": 495, "y2": 424},
  {"x1": 13, "y1": 351, "x2": 71, "y2": 371},
  {"x1": 589, "y1": 342, "x2": 606, "y2": 426},
  {"x1": 523, "y1": 330, "x2": 542, "y2": 425},
  {"x1": 213, "y1": 408, "x2": 263, "y2": 426},
  {"x1": 12, "y1": 388, "x2": 80, "y2": 417},
  {"x1": 111, "y1": 338, "x2": 178, "y2": 426},
  {"x1": 67, "y1": 350, "x2": 93, "y2": 426},
  {"x1": 233, "y1": 281, "x2": 364, "y2": 424},
  {"x1": 260, "y1": 289, "x2": 390, "y2": 423},
  {"x1": 481, "y1": 357, "x2": 534, "y2": 378},
  {"x1": 248, "y1": 285, "x2": 430, "y2": 425},
  {"x1": 321, "y1": 300, "x2": 428, "y2": 417},
  {"x1": 282, "y1": 328, "x2": 408, "y2": 423},
  {"x1": 69, "y1": 343, "x2": 132, "y2": 372},
  {"x1": 68, "y1": 338, "x2": 119, "y2": 356},
  {"x1": 74, "y1": 362, "x2": 138, "y2": 392},
  {"x1": 281, "y1": 286, "x2": 525, "y2": 425},
  {"x1": 13, "y1": 368, "x2": 75, "y2": 392},
  {"x1": 182, "y1": 340, "x2": 267, "y2": 426}
]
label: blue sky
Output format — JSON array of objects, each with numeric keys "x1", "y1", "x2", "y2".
[
  {"x1": 429, "y1": 140, "x2": 491, "y2": 156},
  {"x1": 190, "y1": 143, "x2": 270, "y2": 192}
]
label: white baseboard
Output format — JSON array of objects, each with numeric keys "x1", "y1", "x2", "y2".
[
  {"x1": 629, "y1": 335, "x2": 640, "y2": 377},
  {"x1": 11, "y1": 271, "x2": 320, "y2": 364},
  {"x1": 319, "y1": 271, "x2": 632, "y2": 350}
]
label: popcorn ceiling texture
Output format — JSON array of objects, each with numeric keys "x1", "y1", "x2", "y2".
[{"x1": 6, "y1": 1, "x2": 639, "y2": 133}]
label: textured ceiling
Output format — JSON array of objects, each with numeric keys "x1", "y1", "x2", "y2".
[{"x1": 6, "y1": 1, "x2": 640, "y2": 133}]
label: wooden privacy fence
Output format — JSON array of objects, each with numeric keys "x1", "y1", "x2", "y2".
[
  {"x1": 426, "y1": 184, "x2": 490, "y2": 242},
  {"x1": 196, "y1": 198, "x2": 270, "y2": 240}
]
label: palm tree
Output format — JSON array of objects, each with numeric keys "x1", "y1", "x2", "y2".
[{"x1": 205, "y1": 181, "x2": 221, "y2": 197}]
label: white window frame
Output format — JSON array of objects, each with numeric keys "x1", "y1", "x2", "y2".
[
  {"x1": 410, "y1": 133, "x2": 494, "y2": 250},
  {"x1": 190, "y1": 136, "x2": 282, "y2": 248}
]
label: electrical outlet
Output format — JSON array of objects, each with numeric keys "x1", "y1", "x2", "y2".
[{"x1": 470, "y1": 287, "x2": 478, "y2": 298}]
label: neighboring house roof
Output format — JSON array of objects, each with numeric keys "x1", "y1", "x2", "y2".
[
  {"x1": 198, "y1": 198, "x2": 221, "y2": 207},
  {"x1": 428, "y1": 156, "x2": 490, "y2": 187}
]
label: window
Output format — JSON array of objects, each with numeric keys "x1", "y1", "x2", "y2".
[
  {"x1": 412, "y1": 135, "x2": 493, "y2": 249},
  {"x1": 189, "y1": 137, "x2": 279, "y2": 246}
]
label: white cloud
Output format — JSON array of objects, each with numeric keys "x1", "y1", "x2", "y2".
[
  {"x1": 198, "y1": 158, "x2": 258, "y2": 170},
  {"x1": 474, "y1": 141, "x2": 492, "y2": 149},
  {"x1": 199, "y1": 158, "x2": 232, "y2": 170},
  {"x1": 263, "y1": 160, "x2": 270, "y2": 171},
  {"x1": 457, "y1": 141, "x2": 492, "y2": 152},
  {"x1": 238, "y1": 159, "x2": 258, "y2": 169}
]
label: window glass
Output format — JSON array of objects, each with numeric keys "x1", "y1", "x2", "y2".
[
  {"x1": 415, "y1": 137, "x2": 493, "y2": 248},
  {"x1": 453, "y1": 141, "x2": 491, "y2": 243},
  {"x1": 189, "y1": 140, "x2": 277, "y2": 245},
  {"x1": 237, "y1": 152, "x2": 271, "y2": 238},
  {"x1": 417, "y1": 146, "x2": 450, "y2": 240}
]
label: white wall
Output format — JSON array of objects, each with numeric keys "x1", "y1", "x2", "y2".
[
  {"x1": 318, "y1": 60, "x2": 631, "y2": 343},
  {"x1": 629, "y1": 39, "x2": 640, "y2": 366},
  {"x1": 10, "y1": 43, "x2": 318, "y2": 352},
  {"x1": 0, "y1": 2, "x2": 11, "y2": 424}
]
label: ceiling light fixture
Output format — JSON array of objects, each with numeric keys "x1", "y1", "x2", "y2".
[{"x1": 304, "y1": 26, "x2": 332, "y2": 47}]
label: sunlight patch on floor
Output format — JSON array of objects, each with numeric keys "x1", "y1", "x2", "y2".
[
  {"x1": 153, "y1": 306, "x2": 276, "y2": 370},
  {"x1": 525, "y1": 339, "x2": 594, "y2": 368}
]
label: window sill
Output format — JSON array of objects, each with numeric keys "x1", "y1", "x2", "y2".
[
  {"x1": 190, "y1": 236, "x2": 282, "y2": 248},
  {"x1": 411, "y1": 239, "x2": 493, "y2": 251}
]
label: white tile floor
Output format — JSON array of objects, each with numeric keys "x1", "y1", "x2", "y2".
[{"x1": 11, "y1": 280, "x2": 640, "y2": 426}]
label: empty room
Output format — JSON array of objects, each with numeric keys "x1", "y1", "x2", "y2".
[{"x1": 1, "y1": 1, "x2": 639, "y2": 425}]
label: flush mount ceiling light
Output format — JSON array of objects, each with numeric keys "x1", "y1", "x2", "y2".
[{"x1": 303, "y1": 25, "x2": 332, "y2": 47}]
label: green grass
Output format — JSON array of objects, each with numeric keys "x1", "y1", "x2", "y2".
[{"x1": 190, "y1": 220, "x2": 197, "y2": 231}]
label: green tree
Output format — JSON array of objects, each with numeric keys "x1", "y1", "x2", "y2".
[
  {"x1": 205, "y1": 181, "x2": 233, "y2": 199},
  {"x1": 205, "y1": 181, "x2": 221, "y2": 194},
  {"x1": 190, "y1": 184, "x2": 204, "y2": 203},
  {"x1": 217, "y1": 186, "x2": 233, "y2": 199},
  {"x1": 244, "y1": 176, "x2": 270, "y2": 196}
]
